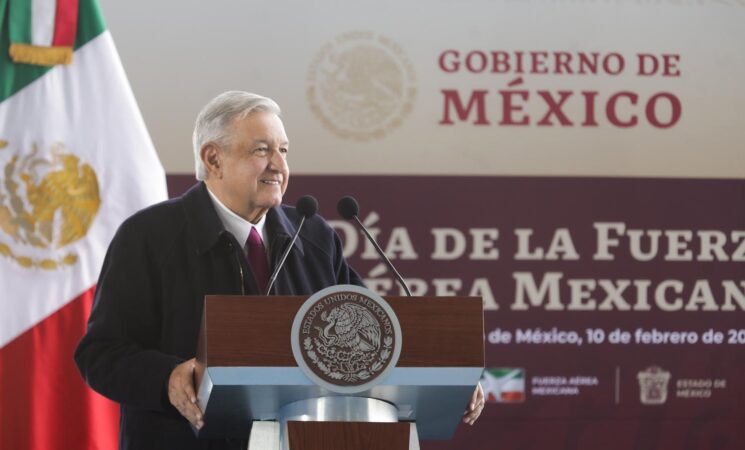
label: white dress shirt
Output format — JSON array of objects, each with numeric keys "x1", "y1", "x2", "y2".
[{"x1": 206, "y1": 187, "x2": 269, "y2": 259}]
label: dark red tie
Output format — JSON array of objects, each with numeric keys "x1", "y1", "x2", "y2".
[{"x1": 246, "y1": 227, "x2": 269, "y2": 294}]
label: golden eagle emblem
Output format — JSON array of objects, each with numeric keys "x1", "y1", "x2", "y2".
[{"x1": 0, "y1": 141, "x2": 100, "y2": 270}]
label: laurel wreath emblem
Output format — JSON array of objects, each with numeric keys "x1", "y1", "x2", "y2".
[{"x1": 304, "y1": 335, "x2": 393, "y2": 383}]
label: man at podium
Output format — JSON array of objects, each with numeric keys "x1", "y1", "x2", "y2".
[{"x1": 75, "y1": 91, "x2": 483, "y2": 450}]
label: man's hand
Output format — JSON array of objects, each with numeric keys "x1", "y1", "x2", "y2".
[
  {"x1": 462, "y1": 382, "x2": 485, "y2": 425},
  {"x1": 168, "y1": 358, "x2": 204, "y2": 429}
]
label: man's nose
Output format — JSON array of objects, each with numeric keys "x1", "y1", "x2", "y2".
[{"x1": 268, "y1": 148, "x2": 287, "y2": 169}]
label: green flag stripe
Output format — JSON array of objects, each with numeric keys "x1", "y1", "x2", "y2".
[
  {"x1": 486, "y1": 368, "x2": 523, "y2": 379},
  {"x1": 0, "y1": 0, "x2": 107, "y2": 103},
  {"x1": 8, "y1": 0, "x2": 31, "y2": 44}
]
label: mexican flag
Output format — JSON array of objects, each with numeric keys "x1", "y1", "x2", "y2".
[
  {"x1": 0, "y1": 0, "x2": 167, "y2": 448},
  {"x1": 482, "y1": 368, "x2": 526, "y2": 403}
]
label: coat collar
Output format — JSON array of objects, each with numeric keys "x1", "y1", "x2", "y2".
[
  {"x1": 266, "y1": 202, "x2": 305, "y2": 258},
  {"x1": 182, "y1": 182, "x2": 304, "y2": 257}
]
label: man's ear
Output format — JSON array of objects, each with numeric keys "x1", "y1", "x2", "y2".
[{"x1": 201, "y1": 143, "x2": 223, "y2": 179}]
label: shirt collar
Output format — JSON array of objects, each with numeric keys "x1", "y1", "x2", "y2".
[{"x1": 206, "y1": 187, "x2": 266, "y2": 247}]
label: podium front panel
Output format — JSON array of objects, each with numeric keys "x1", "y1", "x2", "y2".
[{"x1": 195, "y1": 295, "x2": 484, "y2": 440}]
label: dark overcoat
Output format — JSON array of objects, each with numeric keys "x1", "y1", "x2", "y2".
[{"x1": 75, "y1": 182, "x2": 362, "y2": 450}]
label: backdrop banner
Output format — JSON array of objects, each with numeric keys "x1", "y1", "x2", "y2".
[
  {"x1": 167, "y1": 174, "x2": 745, "y2": 450},
  {"x1": 131, "y1": 0, "x2": 745, "y2": 181}
]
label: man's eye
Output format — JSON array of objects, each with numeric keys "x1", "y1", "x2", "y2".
[{"x1": 280, "y1": 148, "x2": 288, "y2": 154}]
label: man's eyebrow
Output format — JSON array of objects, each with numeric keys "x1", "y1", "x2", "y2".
[{"x1": 251, "y1": 139, "x2": 290, "y2": 146}]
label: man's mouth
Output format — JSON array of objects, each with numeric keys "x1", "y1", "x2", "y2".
[{"x1": 260, "y1": 179, "x2": 281, "y2": 185}]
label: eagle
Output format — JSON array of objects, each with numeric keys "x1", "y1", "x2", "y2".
[
  {"x1": 318, "y1": 303, "x2": 381, "y2": 352},
  {"x1": 19, "y1": 152, "x2": 100, "y2": 248}
]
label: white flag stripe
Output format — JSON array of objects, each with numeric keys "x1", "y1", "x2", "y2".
[
  {"x1": 494, "y1": 370, "x2": 521, "y2": 390},
  {"x1": 501, "y1": 378, "x2": 525, "y2": 392},
  {"x1": 31, "y1": 0, "x2": 57, "y2": 47},
  {"x1": 0, "y1": 31, "x2": 167, "y2": 347}
]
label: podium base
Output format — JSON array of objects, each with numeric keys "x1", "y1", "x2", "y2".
[
  {"x1": 248, "y1": 421, "x2": 280, "y2": 450},
  {"x1": 247, "y1": 397, "x2": 419, "y2": 450}
]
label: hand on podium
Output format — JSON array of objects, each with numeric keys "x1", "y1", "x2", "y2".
[
  {"x1": 168, "y1": 358, "x2": 204, "y2": 430},
  {"x1": 463, "y1": 382, "x2": 485, "y2": 425}
]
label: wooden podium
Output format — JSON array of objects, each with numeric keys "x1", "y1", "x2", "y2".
[{"x1": 194, "y1": 294, "x2": 484, "y2": 450}]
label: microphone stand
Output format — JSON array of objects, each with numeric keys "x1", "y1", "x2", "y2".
[{"x1": 351, "y1": 214, "x2": 412, "y2": 297}]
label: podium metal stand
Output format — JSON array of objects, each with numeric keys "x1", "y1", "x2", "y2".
[{"x1": 194, "y1": 295, "x2": 484, "y2": 449}]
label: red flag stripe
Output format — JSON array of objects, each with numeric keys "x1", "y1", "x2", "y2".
[
  {"x1": 0, "y1": 286, "x2": 119, "y2": 450},
  {"x1": 52, "y1": 0, "x2": 79, "y2": 46},
  {"x1": 500, "y1": 391, "x2": 525, "y2": 402}
]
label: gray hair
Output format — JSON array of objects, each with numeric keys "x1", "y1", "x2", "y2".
[{"x1": 192, "y1": 91, "x2": 281, "y2": 180}]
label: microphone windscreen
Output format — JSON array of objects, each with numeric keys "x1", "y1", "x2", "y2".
[
  {"x1": 337, "y1": 196, "x2": 360, "y2": 220},
  {"x1": 296, "y1": 195, "x2": 318, "y2": 218}
]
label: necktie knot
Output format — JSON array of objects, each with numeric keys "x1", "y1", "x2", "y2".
[
  {"x1": 246, "y1": 227, "x2": 269, "y2": 294},
  {"x1": 247, "y1": 227, "x2": 263, "y2": 247}
]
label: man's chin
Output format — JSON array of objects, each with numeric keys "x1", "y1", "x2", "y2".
[{"x1": 262, "y1": 196, "x2": 283, "y2": 210}]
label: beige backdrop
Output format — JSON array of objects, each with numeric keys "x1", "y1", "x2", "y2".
[{"x1": 100, "y1": 0, "x2": 745, "y2": 179}]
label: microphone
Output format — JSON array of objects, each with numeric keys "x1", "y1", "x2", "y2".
[
  {"x1": 264, "y1": 195, "x2": 318, "y2": 295},
  {"x1": 337, "y1": 196, "x2": 412, "y2": 296}
]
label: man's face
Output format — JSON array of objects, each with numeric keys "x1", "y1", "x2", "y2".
[{"x1": 212, "y1": 110, "x2": 289, "y2": 222}]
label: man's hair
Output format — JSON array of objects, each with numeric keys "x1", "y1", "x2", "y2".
[{"x1": 192, "y1": 91, "x2": 281, "y2": 180}]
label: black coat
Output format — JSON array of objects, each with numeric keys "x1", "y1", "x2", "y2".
[{"x1": 75, "y1": 182, "x2": 362, "y2": 450}]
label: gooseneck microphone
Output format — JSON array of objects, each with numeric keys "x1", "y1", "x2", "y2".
[
  {"x1": 264, "y1": 195, "x2": 318, "y2": 295},
  {"x1": 337, "y1": 196, "x2": 412, "y2": 297}
]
